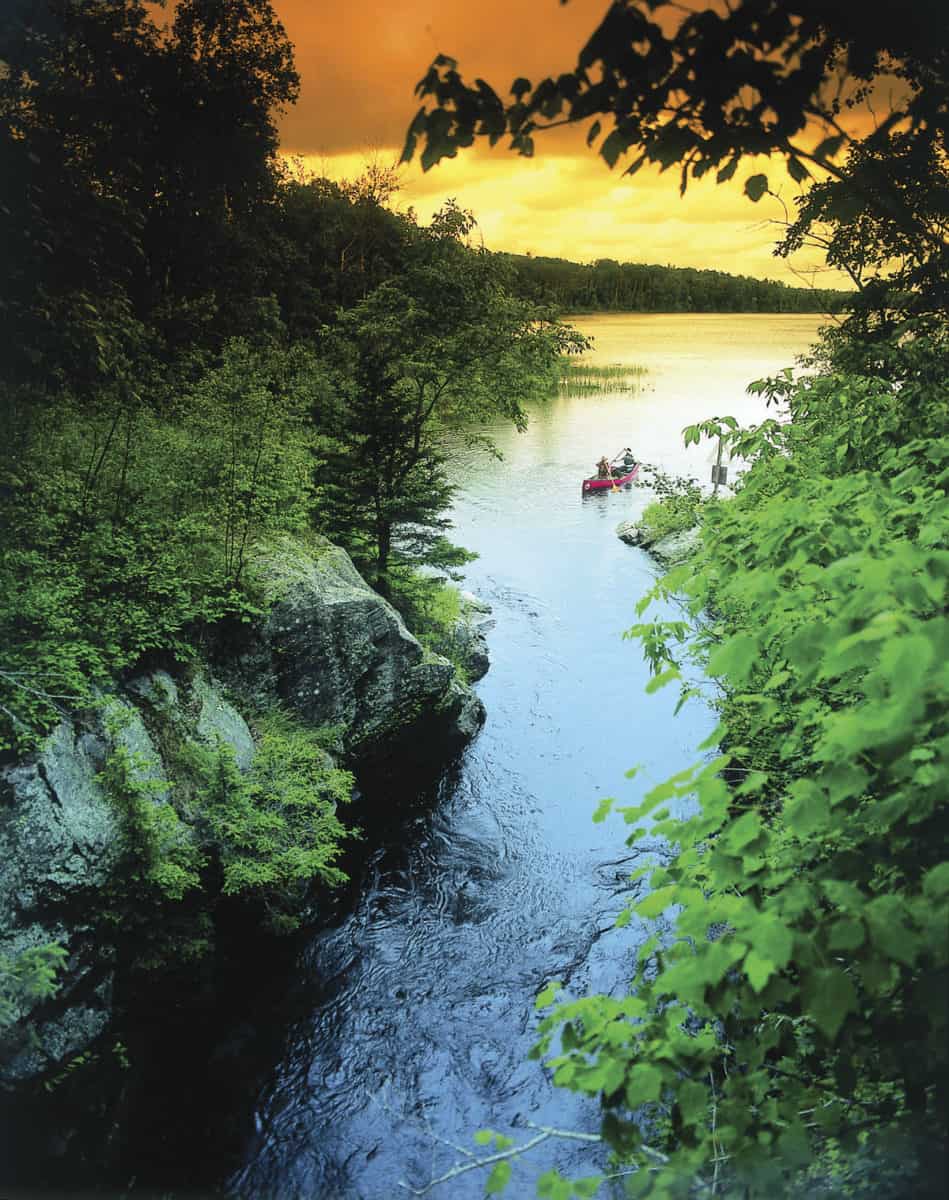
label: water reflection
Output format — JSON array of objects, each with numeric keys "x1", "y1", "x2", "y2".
[{"x1": 230, "y1": 315, "x2": 822, "y2": 1199}]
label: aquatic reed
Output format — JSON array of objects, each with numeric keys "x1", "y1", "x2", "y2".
[{"x1": 557, "y1": 360, "x2": 648, "y2": 395}]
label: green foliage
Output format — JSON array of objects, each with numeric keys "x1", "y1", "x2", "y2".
[
  {"x1": 635, "y1": 465, "x2": 705, "y2": 544},
  {"x1": 96, "y1": 703, "x2": 353, "y2": 951},
  {"x1": 638, "y1": 500, "x2": 695, "y2": 546},
  {"x1": 314, "y1": 202, "x2": 586, "y2": 591},
  {"x1": 197, "y1": 712, "x2": 353, "y2": 931},
  {"x1": 98, "y1": 717, "x2": 204, "y2": 905},
  {"x1": 0, "y1": 945, "x2": 67, "y2": 1031},
  {"x1": 404, "y1": 2, "x2": 943, "y2": 273},
  {"x1": 0, "y1": 340, "x2": 318, "y2": 751},
  {"x1": 534, "y1": 328, "x2": 949, "y2": 1196}
]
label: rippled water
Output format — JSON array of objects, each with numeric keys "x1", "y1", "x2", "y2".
[{"x1": 229, "y1": 314, "x2": 823, "y2": 1199}]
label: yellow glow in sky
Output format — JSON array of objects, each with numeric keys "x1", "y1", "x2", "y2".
[{"x1": 273, "y1": 1, "x2": 847, "y2": 286}]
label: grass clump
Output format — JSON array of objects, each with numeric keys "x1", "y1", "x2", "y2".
[
  {"x1": 391, "y1": 571, "x2": 471, "y2": 684},
  {"x1": 558, "y1": 359, "x2": 647, "y2": 395}
]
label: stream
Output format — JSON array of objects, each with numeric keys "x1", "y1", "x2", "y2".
[{"x1": 223, "y1": 314, "x2": 823, "y2": 1199}]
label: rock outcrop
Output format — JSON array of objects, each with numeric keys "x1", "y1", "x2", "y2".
[
  {"x1": 453, "y1": 592, "x2": 493, "y2": 683},
  {"x1": 0, "y1": 534, "x2": 483, "y2": 1089},
  {"x1": 425, "y1": 590, "x2": 493, "y2": 684},
  {"x1": 227, "y1": 535, "x2": 485, "y2": 753},
  {"x1": 616, "y1": 519, "x2": 702, "y2": 566},
  {"x1": 0, "y1": 675, "x2": 254, "y2": 1089}
]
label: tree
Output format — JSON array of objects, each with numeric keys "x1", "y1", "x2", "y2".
[
  {"x1": 0, "y1": 0, "x2": 300, "y2": 383},
  {"x1": 315, "y1": 204, "x2": 585, "y2": 593}
]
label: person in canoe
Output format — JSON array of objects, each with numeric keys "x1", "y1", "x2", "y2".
[
  {"x1": 596, "y1": 455, "x2": 613, "y2": 479},
  {"x1": 613, "y1": 447, "x2": 636, "y2": 472}
]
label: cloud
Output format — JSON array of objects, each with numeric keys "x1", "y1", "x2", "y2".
[{"x1": 274, "y1": 0, "x2": 610, "y2": 155}]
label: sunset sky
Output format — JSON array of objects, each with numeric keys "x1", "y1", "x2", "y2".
[{"x1": 269, "y1": 0, "x2": 844, "y2": 286}]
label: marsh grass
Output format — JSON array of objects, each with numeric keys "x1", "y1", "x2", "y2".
[{"x1": 558, "y1": 360, "x2": 648, "y2": 396}]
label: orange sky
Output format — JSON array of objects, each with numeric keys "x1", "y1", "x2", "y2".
[{"x1": 271, "y1": 0, "x2": 846, "y2": 286}]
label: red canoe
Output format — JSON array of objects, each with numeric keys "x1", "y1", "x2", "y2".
[{"x1": 581, "y1": 463, "x2": 640, "y2": 493}]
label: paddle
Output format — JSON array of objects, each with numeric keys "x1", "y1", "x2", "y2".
[{"x1": 610, "y1": 446, "x2": 624, "y2": 490}]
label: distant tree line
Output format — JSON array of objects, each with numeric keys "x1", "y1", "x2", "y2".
[{"x1": 499, "y1": 253, "x2": 851, "y2": 314}]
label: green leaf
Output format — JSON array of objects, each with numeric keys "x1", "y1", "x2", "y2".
[
  {"x1": 645, "y1": 666, "x2": 680, "y2": 694},
  {"x1": 474, "y1": 1129, "x2": 493, "y2": 1146},
  {"x1": 813, "y1": 134, "x2": 845, "y2": 160},
  {"x1": 592, "y1": 796, "x2": 614, "y2": 823},
  {"x1": 574, "y1": 1175, "x2": 604, "y2": 1198},
  {"x1": 625, "y1": 1063, "x2": 663, "y2": 1107},
  {"x1": 601, "y1": 129, "x2": 629, "y2": 170},
  {"x1": 864, "y1": 896, "x2": 916, "y2": 965},
  {"x1": 828, "y1": 918, "x2": 865, "y2": 951},
  {"x1": 537, "y1": 1171, "x2": 574, "y2": 1200},
  {"x1": 707, "y1": 633, "x2": 758, "y2": 685},
  {"x1": 636, "y1": 885, "x2": 678, "y2": 918},
  {"x1": 751, "y1": 914, "x2": 793, "y2": 964},
  {"x1": 485, "y1": 1159, "x2": 512, "y2": 1194},
  {"x1": 787, "y1": 157, "x2": 810, "y2": 183},
  {"x1": 785, "y1": 780, "x2": 832, "y2": 836},
  {"x1": 923, "y1": 862, "x2": 949, "y2": 901},
  {"x1": 677, "y1": 1078, "x2": 709, "y2": 1126},
  {"x1": 536, "y1": 981, "x2": 562, "y2": 1009},
  {"x1": 744, "y1": 173, "x2": 769, "y2": 202},
  {"x1": 745, "y1": 948, "x2": 777, "y2": 993},
  {"x1": 805, "y1": 969, "x2": 857, "y2": 1040},
  {"x1": 722, "y1": 810, "x2": 762, "y2": 852},
  {"x1": 716, "y1": 157, "x2": 739, "y2": 183}
]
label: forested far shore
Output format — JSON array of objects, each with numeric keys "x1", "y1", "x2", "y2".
[{"x1": 501, "y1": 252, "x2": 851, "y2": 314}]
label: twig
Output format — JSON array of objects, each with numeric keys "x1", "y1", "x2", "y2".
[
  {"x1": 709, "y1": 1068, "x2": 721, "y2": 1195},
  {"x1": 397, "y1": 1117, "x2": 670, "y2": 1196},
  {"x1": 398, "y1": 1130, "x2": 551, "y2": 1196},
  {"x1": 524, "y1": 1121, "x2": 600, "y2": 1143}
]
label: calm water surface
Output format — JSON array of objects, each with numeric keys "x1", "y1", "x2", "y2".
[{"x1": 229, "y1": 314, "x2": 823, "y2": 1199}]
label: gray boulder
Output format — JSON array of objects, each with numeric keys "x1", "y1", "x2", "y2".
[
  {"x1": 0, "y1": 535, "x2": 484, "y2": 1089},
  {"x1": 616, "y1": 519, "x2": 702, "y2": 566},
  {"x1": 650, "y1": 526, "x2": 703, "y2": 566},
  {"x1": 235, "y1": 535, "x2": 485, "y2": 754},
  {"x1": 0, "y1": 719, "x2": 124, "y2": 1086},
  {"x1": 616, "y1": 519, "x2": 646, "y2": 547},
  {"x1": 453, "y1": 592, "x2": 493, "y2": 683},
  {"x1": 0, "y1": 673, "x2": 255, "y2": 1088}
]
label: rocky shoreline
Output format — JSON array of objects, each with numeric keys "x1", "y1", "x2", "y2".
[
  {"x1": 0, "y1": 534, "x2": 488, "y2": 1097},
  {"x1": 615, "y1": 517, "x2": 702, "y2": 566}
]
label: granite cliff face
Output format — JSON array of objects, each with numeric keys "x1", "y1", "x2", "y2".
[
  {"x1": 0, "y1": 535, "x2": 485, "y2": 1089},
  {"x1": 228, "y1": 535, "x2": 484, "y2": 752}
]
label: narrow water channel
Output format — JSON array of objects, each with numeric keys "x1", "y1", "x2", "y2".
[{"x1": 226, "y1": 315, "x2": 822, "y2": 1199}]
